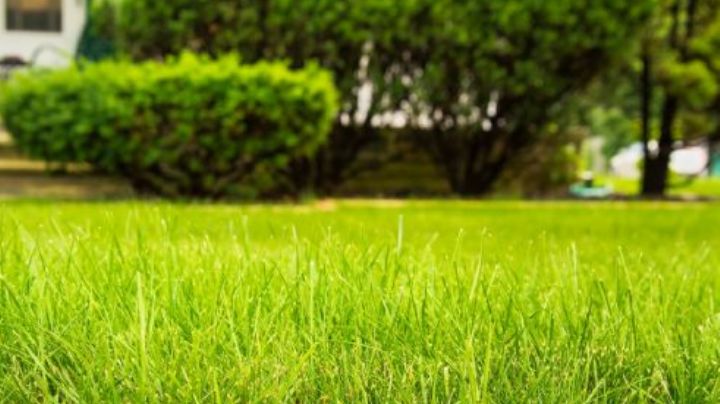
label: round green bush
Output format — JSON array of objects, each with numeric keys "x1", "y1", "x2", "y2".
[{"x1": 0, "y1": 54, "x2": 338, "y2": 198}]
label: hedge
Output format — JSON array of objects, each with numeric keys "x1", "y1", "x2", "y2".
[{"x1": 0, "y1": 54, "x2": 338, "y2": 198}]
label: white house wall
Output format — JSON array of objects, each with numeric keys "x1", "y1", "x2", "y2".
[{"x1": 0, "y1": 0, "x2": 86, "y2": 67}]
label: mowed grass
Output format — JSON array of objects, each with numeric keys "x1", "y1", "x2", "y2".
[
  {"x1": 0, "y1": 200, "x2": 719, "y2": 402},
  {"x1": 600, "y1": 176, "x2": 720, "y2": 198}
]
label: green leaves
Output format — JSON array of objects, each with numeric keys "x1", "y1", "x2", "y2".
[
  {"x1": 96, "y1": 0, "x2": 655, "y2": 194},
  {"x1": 658, "y1": 59, "x2": 719, "y2": 108},
  {"x1": 0, "y1": 54, "x2": 339, "y2": 198}
]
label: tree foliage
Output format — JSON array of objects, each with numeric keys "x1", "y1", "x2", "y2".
[
  {"x1": 400, "y1": 1, "x2": 655, "y2": 194},
  {"x1": 99, "y1": 0, "x2": 654, "y2": 195}
]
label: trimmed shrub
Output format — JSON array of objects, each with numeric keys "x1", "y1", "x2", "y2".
[{"x1": 0, "y1": 54, "x2": 338, "y2": 198}]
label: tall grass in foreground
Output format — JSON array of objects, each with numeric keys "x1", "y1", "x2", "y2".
[{"x1": 0, "y1": 201, "x2": 718, "y2": 402}]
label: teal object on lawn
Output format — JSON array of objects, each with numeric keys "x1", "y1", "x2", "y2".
[
  {"x1": 569, "y1": 172, "x2": 614, "y2": 198},
  {"x1": 712, "y1": 153, "x2": 720, "y2": 177},
  {"x1": 569, "y1": 183, "x2": 614, "y2": 199}
]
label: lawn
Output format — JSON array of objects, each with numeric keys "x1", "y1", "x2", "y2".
[
  {"x1": 601, "y1": 176, "x2": 720, "y2": 198},
  {"x1": 0, "y1": 200, "x2": 719, "y2": 402}
]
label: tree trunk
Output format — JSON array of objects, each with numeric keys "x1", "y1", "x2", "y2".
[
  {"x1": 640, "y1": 50, "x2": 652, "y2": 165},
  {"x1": 640, "y1": 0, "x2": 691, "y2": 198},
  {"x1": 458, "y1": 160, "x2": 508, "y2": 195},
  {"x1": 284, "y1": 123, "x2": 383, "y2": 196},
  {"x1": 642, "y1": 96, "x2": 677, "y2": 197},
  {"x1": 642, "y1": 158, "x2": 668, "y2": 197},
  {"x1": 453, "y1": 130, "x2": 520, "y2": 196}
]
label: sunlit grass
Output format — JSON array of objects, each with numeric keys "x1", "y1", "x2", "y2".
[
  {"x1": 602, "y1": 176, "x2": 720, "y2": 198},
  {"x1": 0, "y1": 200, "x2": 718, "y2": 402}
]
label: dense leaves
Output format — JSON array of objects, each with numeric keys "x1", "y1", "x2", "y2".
[
  {"x1": 402, "y1": 1, "x2": 656, "y2": 194},
  {"x1": 0, "y1": 54, "x2": 338, "y2": 198},
  {"x1": 103, "y1": 0, "x2": 655, "y2": 195}
]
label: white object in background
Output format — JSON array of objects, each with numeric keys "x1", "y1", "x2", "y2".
[
  {"x1": 610, "y1": 142, "x2": 710, "y2": 178},
  {"x1": 671, "y1": 146, "x2": 708, "y2": 176},
  {"x1": 0, "y1": 0, "x2": 86, "y2": 67},
  {"x1": 610, "y1": 143, "x2": 644, "y2": 179}
]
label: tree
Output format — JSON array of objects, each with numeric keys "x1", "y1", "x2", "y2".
[
  {"x1": 638, "y1": 0, "x2": 720, "y2": 196},
  {"x1": 401, "y1": 1, "x2": 655, "y2": 194}
]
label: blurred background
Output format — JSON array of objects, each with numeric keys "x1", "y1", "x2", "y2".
[{"x1": 1, "y1": 0, "x2": 719, "y2": 201}]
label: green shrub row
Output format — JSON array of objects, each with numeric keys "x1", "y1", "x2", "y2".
[{"x1": 0, "y1": 54, "x2": 338, "y2": 198}]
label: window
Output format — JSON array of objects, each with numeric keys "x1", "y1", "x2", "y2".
[{"x1": 6, "y1": 0, "x2": 62, "y2": 32}]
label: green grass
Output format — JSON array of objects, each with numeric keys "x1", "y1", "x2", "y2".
[
  {"x1": 0, "y1": 200, "x2": 719, "y2": 402},
  {"x1": 601, "y1": 176, "x2": 720, "y2": 198}
]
